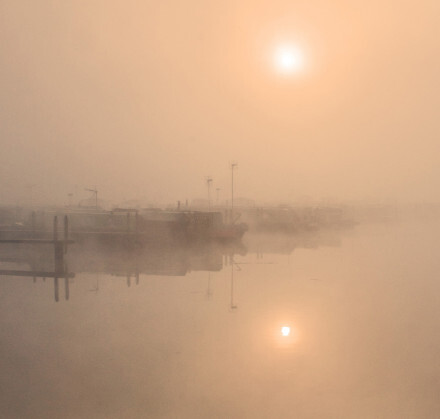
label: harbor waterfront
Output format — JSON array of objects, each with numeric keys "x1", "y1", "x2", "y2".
[
  {"x1": 1, "y1": 217, "x2": 440, "y2": 417},
  {"x1": 0, "y1": 203, "x2": 360, "y2": 246},
  {"x1": 2, "y1": 1, "x2": 440, "y2": 417}
]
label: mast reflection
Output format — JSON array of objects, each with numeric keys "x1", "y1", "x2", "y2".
[
  {"x1": 0, "y1": 229, "x2": 345, "y2": 303},
  {"x1": 229, "y1": 253, "x2": 240, "y2": 311},
  {"x1": 0, "y1": 241, "x2": 247, "y2": 302}
]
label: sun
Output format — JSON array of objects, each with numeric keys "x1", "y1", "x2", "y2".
[
  {"x1": 274, "y1": 45, "x2": 304, "y2": 74},
  {"x1": 281, "y1": 326, "x2": 291, "y2": 337}
]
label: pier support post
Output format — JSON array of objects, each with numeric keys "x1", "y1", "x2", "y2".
[
  {"x1": 31, "y1": 211, "x2": 36, "y2": 238},
  {"x1": 64, "y1": 261, "x2": 69, "y2": 301},
  {"x1": 63, "y1": 215, "x2": 68, "y2": 254},
  {"x1": 53, "y1": 216, "x2": 64, "y2": 275},
  {"x1": 53, "y1": 216, "x2": 58, "y2": 242},
  {"x1": 54, "y1": 277, "x2": 59, "y2": 302},
  {"x1": 135, "y1": 211, "x2": 139, "y2": 246}
]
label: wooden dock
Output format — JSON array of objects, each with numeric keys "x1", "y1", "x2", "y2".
[{"x1": 0, "y1": 215, "x2": 75, "y2": 301}]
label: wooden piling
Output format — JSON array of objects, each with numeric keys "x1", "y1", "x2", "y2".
[
  {"x1": 54, "y1": 243, "x2": 64, "y2": 275},
  {"x1": 31, "y1": 211, "x2": 36, "y2": 239},
  {"x1": 54, "y1": 277, "x2": 59, "y2": 302},
  {"x1": 53, "y1": 216, "x2": 64, "y2": 275},
  {"x1": 135, "y1": 211, "x2": 139, "y2": 246},
  {"x1": 63, "y1": 215, "x2": 68, "y2": 254},
  {"x1": 64, "y1": 261, "x2": 69, "y2": 301},
  {"x1": 53, "y1": 216, "x2": 58, "y2": 242}
]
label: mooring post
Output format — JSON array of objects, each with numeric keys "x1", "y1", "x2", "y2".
[
  {"x1": 53, "y1": 216, "x2": 64, "y2": 275},
  {"x1": 126, "y1": 212, "x2": 132, "y2": 247},
  {"x1": 53, "y1": 216, "x2": 58, "y2": 242},
  {"x1": 54, "y1": 277, "x2": 59, "y2": 302},
  {"x1": 31, "y1": 211, "x2": 36, "y2": 239},
  {"x1": 64, "y1": 261, "x2": 69, "y2": 301},
  {"x1": 135, "y1": 252, "x2": 139, "y2": 284},
  {"x1": 32, "y1": 212, "x2": 36, "y2": 281},
  {"x1": 135, "y1": 211, "x2": 139, "y2": 246},
  {"x1": 54, "y1": 244, "x2": 64, "y2": 275},
  {"x1": 63, "y1": 215, "x2": 68, "y2": 254},
  {"x1": 32, "y1": 252, "x2": 36, "y2": 282}
]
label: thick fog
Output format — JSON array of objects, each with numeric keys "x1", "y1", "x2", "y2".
[
  {"x1": 1, "y1": 0, "x2": 440, "y2": 206},
  {"x1": 3, "y1": 3, "x2": 440, "y2": 417}
]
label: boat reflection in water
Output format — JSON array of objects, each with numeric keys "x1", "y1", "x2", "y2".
[
  {"x1": 70, "y1": 241, "x2": 247, "y2": 284},
  {"x1": 3, "y1": 219, "x2": 439, "y2": 418},
  {"x1": 0, "y1": 239, "x2": 247, "y2": 301},
  {"x1": 0, "y1": 227, "x2": 344, "y2": 303},
  {"x1": 0, "y1": 224, "x2": 375, "y2": 419}
]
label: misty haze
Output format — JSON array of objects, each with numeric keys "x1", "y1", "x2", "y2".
[{"x1": 1, "y1": 1, "x2": 440, "y2": 418}]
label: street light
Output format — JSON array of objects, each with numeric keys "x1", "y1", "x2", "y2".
[
  {"x1": 205, "y1": 176, "x2": 213, "y2": 210},
  {"x1": 231, "y1": 162, "x2": 238, "y2": 223}
]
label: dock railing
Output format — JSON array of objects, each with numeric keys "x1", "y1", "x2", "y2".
[{"x1": 0, "y1": 215, "x2": 75, "y2": 301}]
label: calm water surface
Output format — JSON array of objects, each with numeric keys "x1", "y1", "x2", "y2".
[{"x1": 1, "y1": 220, "x2": 440, "y2": 418}]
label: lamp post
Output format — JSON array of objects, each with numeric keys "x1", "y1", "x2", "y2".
[
  {"x1": 206, "y1": 177, "x2": 213, "y2": 210},
  {"x1": 231, "y1": 162, "x2": 238, "y2": 223}
]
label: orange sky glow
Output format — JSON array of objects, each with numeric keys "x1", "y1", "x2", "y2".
[{"x1": 1, "y1": 1, "x2": 440, "y2": 206}]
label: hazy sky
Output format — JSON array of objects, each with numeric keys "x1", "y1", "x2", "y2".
[{"x1": 1, "y1": 0, "x2": 440, "y2": 206}]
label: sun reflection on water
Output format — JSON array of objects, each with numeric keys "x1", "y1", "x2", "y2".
[{"x1": 281, "y1": 326, "x2": 291, "y2": 336}]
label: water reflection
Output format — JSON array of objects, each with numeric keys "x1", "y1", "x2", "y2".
[
  {"x1": 68, "y1": 241, "x2": 247, "y2": 278},
  {"x1": 229, "y1": 254, "x2": 239, "y2": 311},
  {"x1": 244, "y1": 229, "x2": 342, "y2": 256},
  {"x1": 4, "y1": 223, "x2": 440, "y2": 417},
  {"x1": 0, "y1": 230, "x2": 343, "y2": 303}
]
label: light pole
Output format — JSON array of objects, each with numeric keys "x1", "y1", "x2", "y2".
[
  {"x1": 206, "y1": 177, "x2": 213, "y2": 210},
  {"x1": 231, "y1": 162, "x2": 238, "y2": 223},
  {"x1": 216, "y1": 188, "x2": 220, "y2": 206}
]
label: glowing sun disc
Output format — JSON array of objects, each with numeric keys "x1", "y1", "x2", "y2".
[
  {"x1": 274, "y1": 46, "x2": 304, "y2": 74},
  {"x1": 281, "y1": 326, "x2": 291, "y2": 336}
]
